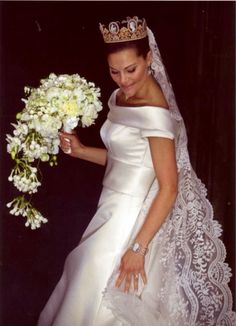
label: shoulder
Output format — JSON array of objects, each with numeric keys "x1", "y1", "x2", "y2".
[
  {"x1": 116, "y1": 81, "x2": 169, "y2": 109},
  {"x1": 146, "y1": 82, "x2": 169, "y2": 109},
  {"x1": 130, "y1": 79, "x2": 169, "y2": 109}
]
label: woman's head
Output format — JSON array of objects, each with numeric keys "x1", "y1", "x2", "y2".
[
  {"x1": 100, "y1": 17, "x2": 152, "y2": 98},
  {"x1": 106, "y1": 41, "x2": 152, "y2": 99}
]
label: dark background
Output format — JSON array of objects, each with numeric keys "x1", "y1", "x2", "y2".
[{"x1": 0, "y1": 2, "x2": 235, "y2": 325}]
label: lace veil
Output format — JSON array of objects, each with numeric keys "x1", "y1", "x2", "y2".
[
  {"x1": 103, "y1": 27, "x2": 235, "y2": 325},
  {"x1": 146, "y1": 27, "x2": 235, "y2": 324}
]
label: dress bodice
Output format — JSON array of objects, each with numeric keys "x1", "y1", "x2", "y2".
[
  {"x1": 101, "y1": 120, "x2": 154, "y2": 169},
  {"x1": 100, "y1": 89, "x2": 178, "y2": 196}
]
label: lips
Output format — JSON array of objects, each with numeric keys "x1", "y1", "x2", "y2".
[{"x1": 122, "y1": 84, "x2": 134, "y2": 92}]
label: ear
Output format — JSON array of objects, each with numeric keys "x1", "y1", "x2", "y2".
[{"x1": 146, "y1": 50, "x2": 153, "y2": 66}]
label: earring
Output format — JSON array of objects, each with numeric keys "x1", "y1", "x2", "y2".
[
  {"x1": 148, "y1": 62, "x2": 157, "y2": 76},
  {"x1": 148, "y1": 65, "x2": 152, "y2": 75},
  {"x1": 151, "y1": 62, "x2": 157, "y2": 72}
]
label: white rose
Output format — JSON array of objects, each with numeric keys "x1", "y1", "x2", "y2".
[
  {"x1": 81, "y1": 115, "x2": 94, "y2": 127},
  {"x1": 73, "y1": 89, "x2": 86, "y2": 103},
  {"x1": 93, "y1": 100, "x2": 102, "y2": 112},
  {"x1": 81, "y1": 105, "x2": 98, "y2": 127},
  {"x1": 46, "y1": 87, "x2": 61, "y2": 101}
]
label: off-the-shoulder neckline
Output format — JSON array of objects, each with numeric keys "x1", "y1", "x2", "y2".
[{"x1": 112, "y1": 88, "x2": 170, "y2": 112}]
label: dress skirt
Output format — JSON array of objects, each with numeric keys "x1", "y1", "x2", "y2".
[{"x1": 38, "y1": 184, "x2": 157, "y2": 326}]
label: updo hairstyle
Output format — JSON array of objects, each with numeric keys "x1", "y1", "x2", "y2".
[{"x1": 104, "y1": 36, "x2": 150, "y2": 59}]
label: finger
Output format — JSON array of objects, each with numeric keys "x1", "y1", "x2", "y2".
[
  {"x1": 140, "y1": 270, "x2": 147, "y2": 285},
  {"x1": 63, "y1": 148, "x2": 71, "y2": 154},
  {"x1": 59, "y1": 134, "x2": 72, "y2": 147},
  {"x1": 115, "y1": 271, "x2": 126, "y2": 288},
  {"x1": 59, "y1": 136, "x2": 68, "y2": 147},
  {"x1": 60, "y1": 138, "x2": 70, "y2": 145},
  {"x1": 60, "y1": 141, "x2": 71, "y2": 153},
  {"x1": 124, "y1": 273, "x2": 132, "y2": 293},
  {"x1": 60, "y1": 141, "x2": 71, "y2": 150},
  {"x1": 59, "y1": 130, "x2": 76, "y2": 137},
  {"x1": 59, "y1": 134, "x2": 73, "y2": 143},
  {"x1": 133, "y1": 273, "x2": 139, "y2": 292}
]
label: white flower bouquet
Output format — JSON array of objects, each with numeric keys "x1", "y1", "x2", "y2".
[{"x1": 6, "y1": 73, "x2": 102, "y2": 229}]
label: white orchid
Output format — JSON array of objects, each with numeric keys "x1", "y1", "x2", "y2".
[{"x1": 7, "y1": 73, "x2": 102, "y2": 229}]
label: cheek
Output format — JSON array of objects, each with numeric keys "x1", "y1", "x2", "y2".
[
  {"x1": 134, "y1": 67, "x2": 147, "y2": 83},
  {"x1": 110, "y1": 73, "x2": 119, "y2": 84}
]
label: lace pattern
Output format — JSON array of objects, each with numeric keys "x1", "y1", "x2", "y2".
[{"x1": 103, "y1": 28, "x2": 235, "y2": 325}]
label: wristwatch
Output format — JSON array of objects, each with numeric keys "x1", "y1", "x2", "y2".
[{"x1": 130, "y1": 242, "x2": 148, "y2": 256}]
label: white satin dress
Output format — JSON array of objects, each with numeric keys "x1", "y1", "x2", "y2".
[{"x1": 38, "y1": 89, "x2": 235, "y2": 326}]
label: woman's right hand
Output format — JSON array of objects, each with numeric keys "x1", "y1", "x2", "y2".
[
  {"x1": 59, "y1": 130, "x2": 107, "y2": 165},
  {"x1": 59, "y1": 131, "x2": 84, "y2": 158}
]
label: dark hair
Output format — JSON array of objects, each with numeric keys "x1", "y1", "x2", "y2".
[{"x1": 104, "y1": 36, "x2": 150, "y2": 58}]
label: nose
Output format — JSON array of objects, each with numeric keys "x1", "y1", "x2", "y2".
[{"x1": 120, "y1": 73, "x2": 129, "y2": 86}]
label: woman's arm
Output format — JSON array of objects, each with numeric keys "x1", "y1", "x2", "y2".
[
  {"x1": 134, "y1": 137, "x2": 178, "y2": 246},
  {"x1": 59, "y1": 131, "x2": 107, "y2": 166},
  {"x1": 116, "y1": 137, "x2": 178, "y2": 292}
]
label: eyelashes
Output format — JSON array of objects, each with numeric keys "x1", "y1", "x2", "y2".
[
  {"x1": 127, "y1": 67, "x2": 136, "y2": 73},
  {"x1": 110, "y1": 67, "x2": 137, "y2": 75},
  {"x1": 110, "y1": 70, "x2": 119, "y2": 75}
]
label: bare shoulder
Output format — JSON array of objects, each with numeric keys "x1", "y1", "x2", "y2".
[
  {"x1": 116, "y1": 80, "x2": 169, "y2": 109},
  {"x1": 148, "y1": 82, "x2": 169, "y2": 110},
  {"x1": 132, "y1": 82, "x2": 169, "y2": 109}
]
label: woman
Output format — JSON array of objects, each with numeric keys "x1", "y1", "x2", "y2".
[{"x1": 38, "y1": 17, "x2": 235, "y2": 325}]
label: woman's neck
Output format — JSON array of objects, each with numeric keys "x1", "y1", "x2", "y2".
[
  {"x1": 122, "y1": 75, "x2": 157, "y2": 105},
  {"x1": 117, "y1": 75, "x2": 168, "y2": 109}
]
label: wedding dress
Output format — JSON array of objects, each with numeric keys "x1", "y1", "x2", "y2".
[{"x1": 38, "y1": 29, "x2": 235, "y2": 326}]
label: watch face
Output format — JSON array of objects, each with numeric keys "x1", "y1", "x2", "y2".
[{"x1": 133, "y1": 242, "x2": 140, "y2": 252}]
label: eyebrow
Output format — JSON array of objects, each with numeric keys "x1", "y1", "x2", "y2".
[{"x1": 109, "y1": 63, "x2": 137, "y2": 71}]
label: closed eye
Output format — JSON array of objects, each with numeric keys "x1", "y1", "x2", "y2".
[
  {"x1": 110, "y1": 70, "x2": 119, "y2": 75},
  {"x1": 127, "y1": 67, "x2": 136, "y2": 73}
]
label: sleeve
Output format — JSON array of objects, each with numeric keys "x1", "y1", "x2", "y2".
[
  {"x1": 140, "y1": 128, "x2": 175, "y2": 139},
  {"x1": 108, "y1": 104, "x2": 178, "y2": 139},
  {"x1": 140, "y1": 107, "x2": 177, "y2": 139}
]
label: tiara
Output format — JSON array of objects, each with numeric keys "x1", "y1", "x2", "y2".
[{"x1": 99, "y1": 16, "x2": 147, "y2": 43}]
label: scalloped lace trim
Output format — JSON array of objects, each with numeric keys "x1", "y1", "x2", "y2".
[{"x1": 102, "y1": 152, "x2": 235, "y2": 325}]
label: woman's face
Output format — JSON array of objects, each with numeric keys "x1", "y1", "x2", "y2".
[{"x1": 107, "y1": 48, "x2": 151, "y2": 99}]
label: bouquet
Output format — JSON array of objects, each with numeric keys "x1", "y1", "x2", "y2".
[{"x1": 6, "y1": 73, "x2": 103, "y2": 230}]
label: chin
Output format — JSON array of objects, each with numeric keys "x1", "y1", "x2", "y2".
[{"x1": 123, "y1": 87, "x2": 136, "y2": 99}]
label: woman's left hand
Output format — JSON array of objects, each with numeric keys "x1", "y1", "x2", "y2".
[{"x1": 115, "y1": 250, "x2": 147, "y2": 293}]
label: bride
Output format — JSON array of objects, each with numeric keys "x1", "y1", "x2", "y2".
[{"x1": 38, "y1": 16, "x2": 235, "y2": 325}]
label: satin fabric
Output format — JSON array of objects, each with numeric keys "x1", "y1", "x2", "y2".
[{"x1": 38, "y1": 89, "x2": 176, "y2": 326}]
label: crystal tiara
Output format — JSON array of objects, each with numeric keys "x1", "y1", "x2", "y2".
[{"x1": 99, "y1": 16, "x2": 147, "y2": 43}]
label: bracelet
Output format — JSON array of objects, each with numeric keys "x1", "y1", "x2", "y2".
[{"x1": 130, "y1": 242, "x2": 149, "y2": 256}]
